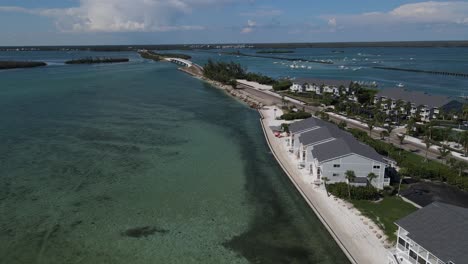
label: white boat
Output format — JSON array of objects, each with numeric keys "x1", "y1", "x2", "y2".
[{"x1": 397, "y1": 83, "x2": 405, "y2": 88}]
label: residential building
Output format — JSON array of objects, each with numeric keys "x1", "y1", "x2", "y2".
[
  {"x1": 290, "y1": 78, "x2": 354, "y2": 96},
  {"x1": 392, "y1": 202, "x2": 468, "y2": 264},
  {"x1": 374, "y1": 88, "x2": 461, "y2": 122},
  {"x1": 287, "y1": 117, "x2": 391, "y2": 189}
]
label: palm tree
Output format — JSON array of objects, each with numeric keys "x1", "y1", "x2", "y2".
[
  {"x1": 322, "y1": 177, "x2": 330, "y2": 197},
  {"x1": 397, "y1": 167, "x2": 409, "y2": 196},
  {"x1": 397, "y1": 133, "x2": 406, "y2": 145},
  {"x1": 442, "y1": 127, "x2": 452, "y2": 144},
  {"x1": 461, "y1": 131, "x2": 468, "y2": 157},
  {"x1": 448, "y1": 157, "x2": 458, "y2": 170},
  {"x1": 395, "y1": 100, "x2": 405, "y2": 124},
  {"x1": 438, "y1": 145, "x2": 451, "y2": 165},
  {"x1": 397, "y1": 133, "x2": 406, "y2": 156},
  {"x1": 455, "y1": 161, "x2": 468, "y2": 177},
  {"x1": 462, "y1": 103, "x2": 468, "y2": 121},
  {"x1": 380, "y1": 130, "x2": 389, "y2": 140},
  {"x1": 345, "y1": 170, "x2": 356, "y2": 200},
  {"x1": 407, "y1": 118, "x2": 416, "y2": 135},
  {"x1": 386, "y1": 126, "x2": 394, "y2": 135},
  {"x1": 423, "y1": 137, "x2": 432, "y2": 162},
  {"x1": 367, "y1": 120, "x2": 375, "y2": 137},
  {"x1": 367, "y1": 172, "x2": 377, "y2": 188}
]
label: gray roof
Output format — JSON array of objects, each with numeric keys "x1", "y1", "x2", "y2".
[
  {"x1": 395, "y1": 202, "x2": 468, "y2": 264},
  {"x1": 299, "y1": 126, "x2": 343, "y2": 146},
  {"x1": 290, "y1": 117, "x2": 386, "y2": 163},
  {"x1": 311, "y1": 137, "x2": 386, "y2": 163},
  {"x1": 289, "y1": 118, "x2": 321, "y2": 134},
  {"x1": 293, "y1": 78, "x2": 353, "y2": 88},
  {"x1": 376, "y1": 88, "x2": 453, "y2": 108}
]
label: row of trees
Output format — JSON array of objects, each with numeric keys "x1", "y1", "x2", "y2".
[
  {"x1": 323, "y1": 170, "x2": 380, "y2": 200},
  {"x1": 0, "y1": 61, "x2": 47, "y2": 69},
  {"x1": 348, "y1": 128, "x2": 468, "y2": 190},
  {"x1": 203, "y1": 59, "x2": 292, "y2": 90},
  {"x1": 65, "y1": 57, "x2": 129, "y2": 64}
]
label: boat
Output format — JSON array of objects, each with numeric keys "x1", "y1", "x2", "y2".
[{"x1": 397, "y1": 83, "x2": 405, "y2": 88}]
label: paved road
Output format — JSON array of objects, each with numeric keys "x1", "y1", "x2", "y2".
[{"x1": 238, "y1": 84, "x2": 465, "y2": 165}]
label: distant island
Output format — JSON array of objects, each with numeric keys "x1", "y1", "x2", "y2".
[
  {"x1": 65, "y1": 57, "x2": 129, "y2": 64},
  {"x1": 138, "y1": 50, "x2": 191, "y2": 61},
  {"x1": 256, "y1": 50, "x2": 294, "y2": 54},
  {"x1": 0, "y1": 61, "x2": 47, "y2": 70},
  {"x1": 2, "y1": 41, "x2": 468, "y2": 52},
  {"x1": 218, "y1": 50, "x2": 333, "y2": 64}
]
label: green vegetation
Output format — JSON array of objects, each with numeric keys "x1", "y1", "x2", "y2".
[
  {"x1": 65, "y1": 57, "x2": 129, "y2": 64},
  {"x1": 0, "y1": 61, "x2": 46, "y2": 69},
  {"x1": 203, "y1": 59, "x2": 246, "y2": 84},
  {"x1": 244, "y1": 72, "x2": 276, "y2": 85},
  {"x1": 272, "y1": 80, "x2": 293, "y2": 91},
  {"x1": 256, "y1": 50, "x2": 294, "y2": 54},
  {"x1": 138, "y1": 50, "x2": 191, "y2": 61},
  {"x1": 203, "y1": 60, "x2": 291, "y2": 90},
  {"x1": 348, "y1": 128, "x2": 468, "y2": 190},
  {"x1": 280, "y1": 111, "x2": 312, "y2": 120},
  {"x1": 352, "y1": 197, "x2": 418, "y2": 242},
  {"x1": 327, "y1": 182, "x2": 380, "y2": 200}
]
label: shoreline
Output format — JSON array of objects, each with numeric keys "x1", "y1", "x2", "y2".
[
  {"x1": 179, "y1": 67, "x2": 266, "y2": 108},
  {"x1": 258, "y1": 107, "x2": 391, "y2": 264},
  {"x1": 257, "y1": 110, "x2": 358, "y2": 264}
]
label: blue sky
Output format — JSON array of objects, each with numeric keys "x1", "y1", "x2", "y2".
[{"x1": 1, "y1": 0, "x2": 468, "y2": 46}]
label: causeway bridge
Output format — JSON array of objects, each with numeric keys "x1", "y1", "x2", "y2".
[{"x1": 164, "y1": 58, "x2": 193, "y2": 67}]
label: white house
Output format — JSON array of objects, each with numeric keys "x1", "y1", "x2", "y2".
[
  {"x1": 290, "y1": 78, "x2": 354, "y2": 96},
  {"x1": 374, "y1": 88, "x2": 460, "y2": 122},
  {"x1": 392, "y1": 202, "x2": 468, "y2": 264},
  {"x1": 287, "y1": 117, "x2": 391, "y2": 189}
]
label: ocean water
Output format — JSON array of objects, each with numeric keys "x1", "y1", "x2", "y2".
[
  {"x1": 0, "y1": 53, "x2": 350, "y2": 263},
  {"x1": 183, "y1": 47, "x2": 468, "y2": 97}
]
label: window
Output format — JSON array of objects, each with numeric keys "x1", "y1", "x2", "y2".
[
  {"x1": 398, "y1": 237, "x2": 406, "y2": 247},
  {"x1": 373, "y1": 165, "x2": 380, "y2": 169},
  {"x1": 409, "y1": 250, "x2": 418, "y2": 261},
  {"x1": 333, "y1": 164, "x2": 340, "y2": 168},
  {"x1": 333, "y1": 173, "x2": 340, "y2": 177},
  {"x1": 417, "y1": 256, "x2": 427, "y2": 264}
]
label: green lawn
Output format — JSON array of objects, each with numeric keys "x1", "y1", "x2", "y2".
[{"x1": 352, "y1": 197, "x2": 418, "y2": 242}]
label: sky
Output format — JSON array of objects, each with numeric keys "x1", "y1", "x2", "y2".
[{"x1": 0, "y1": 0, "x2": 468, "y2": 46}]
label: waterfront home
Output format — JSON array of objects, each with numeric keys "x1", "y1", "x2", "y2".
[
  {"x1": 392, "y1": 202, "x2": 468, "y2": 264},
  {"x1": 287, "y1": 117, "x2": 391, "y2": 189},
  {"x1": 374, "y1": 88, "x2": 461, "y2": 122},
  {"x1": 290, "y1": 78, "x2": 354, "y2": 96}
]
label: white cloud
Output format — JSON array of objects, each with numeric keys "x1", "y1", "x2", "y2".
[
  {"x1": 0, "y1": 0, "x2": 237, "y2": 32},
  {"x1": 241, "y1": 27, "x2": 254, "y2": 34},
  {"x1": 247, "y1": 19, "x2": 256, "y2": 27},
  {"x1": 240, "y1": 7, "x2": 282, "y2": 17},
  {"x1": 322, "y1": 1, "x2": 468, "y2": 29},
  {"x1": 241, "y1": 19, "x2": 256, "y2": 34}
]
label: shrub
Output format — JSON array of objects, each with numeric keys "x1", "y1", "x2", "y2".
[
  {"x1": 327, "y1": 182, "x2": 380, "y2": 200},
  {"x1": 273, "y1": 80, "x2": 293, "y2": 91},
  {"x1": 281, "y1": 111, "x2": 312, "y2": 120}
]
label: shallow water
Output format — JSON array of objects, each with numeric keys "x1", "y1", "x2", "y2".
[{"x1": 0, "y1": 55, "x2": 350, "y2": 263}]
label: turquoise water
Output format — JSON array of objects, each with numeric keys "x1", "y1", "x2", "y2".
[{"x1": 0, "y1": 54, "x2": 350, "y2": 263}]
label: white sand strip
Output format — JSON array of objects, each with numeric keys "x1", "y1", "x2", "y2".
[{"x1": 259, "y1": 107, "x2": 391, "y2": 264}]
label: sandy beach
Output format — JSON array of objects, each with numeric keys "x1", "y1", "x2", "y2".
[{"x1": 259, "y1": 107, "x2": 392, "y2": 264}]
